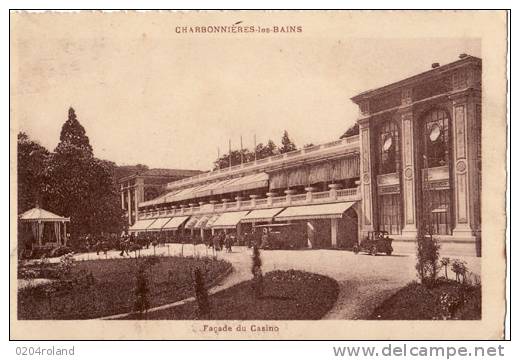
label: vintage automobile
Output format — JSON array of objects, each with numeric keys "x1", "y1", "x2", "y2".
[
  {"x1": 353, "y1": 230, "x2": 394, "y2": 256},
  {"x1": 253, "y1": 223, "x2": 306, "y2": 250}
]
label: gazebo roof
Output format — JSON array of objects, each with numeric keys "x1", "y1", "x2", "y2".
[{"x1": 18, "y1": 207, "x2": 70, "y2": 222}]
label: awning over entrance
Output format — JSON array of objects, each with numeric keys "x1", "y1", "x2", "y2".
[
  {"x1": 241, "y1": 207, "x2": 285, "y2": 223},
  {"x1": 129, "y1": 218, "x2": 157, "y2": 231},
  {"x1": 211, "y1": 211, "x2": 250, "y2": 229},
  {"x1": 184, "y1": 216, "x2": 201, "y2": 229},
  {"x1": 274, "y1": 202, "x2": 355, "y2": 221},
  {"x1": 163, "y1": 216, "x2": 190, "y2": 230},
  {"x1": 204, "y1": 214, "x2": 221, "y2": 229},
  {"x1": 194, "y1": 215, "x2": 211, "y2": 229},
  {"x1": 146, "y1": 217, "x2": 173, "y2": 231}
]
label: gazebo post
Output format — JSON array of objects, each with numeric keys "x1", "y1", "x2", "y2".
[
  {"x1": 63, "y1": 221, "x2": 67, "y2": 246},
  {"x1": 38, "y1": 221, "x2": 42, "y2": 246}
]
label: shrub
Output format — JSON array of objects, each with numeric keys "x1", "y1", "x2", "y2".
[
  {"x1": 251, "y1": 246, "x2": 264, "y2": 298},
  {"x1": 57, "y1": 253, "x2": 76, "y2": 279},
  {"x1": 133, "y1": 263, "x2": 150, "y2": 318},
  {"x1": 193, "y1": 267, "x2": 210, "y2": 319},
  {"x1": 50, "y1": 246, "x2": 73, "y2": 258},
  {"x1": 415, "y1": 228, "x2": 440, "y2": 287},
  {"x1": 451, "y1": 259, "x2": 469, "y2": 284},
  {"x1": 439, "y1": 257, "x2": 451, "y2": 279}
]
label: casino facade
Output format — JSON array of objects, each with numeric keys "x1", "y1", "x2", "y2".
[{"x1": 127, "y1": 55, "x2": 482, "y2": 256}]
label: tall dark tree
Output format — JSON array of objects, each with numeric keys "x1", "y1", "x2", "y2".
[
  {"x1": 279, "y1": 130, "x2": 297, "y2": 154},
  {"x1": 17, "y1": 132, "x2": 51, "y2": 212},
  {"x1": 56, "y1": 107, "x2": 93, "y2": 156},
  {"x1": 46, "y1": 108, "x2": 124, "y2": 239}
]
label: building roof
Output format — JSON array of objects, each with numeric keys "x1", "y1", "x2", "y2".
[
  {"x1": 141, "y1": 168, "x2": 205, "y2": 177},
  {"x1": 351, "y1": 55, "x2": 481, "y2": 103},
  {"x1": 19, "y1": 207, "x2": 70, "y2": 222}
]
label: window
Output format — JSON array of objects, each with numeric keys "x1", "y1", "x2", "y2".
[
  {"x1": 378, "y1": 121, "x2": 400, "y2": 174},
  {"x1": 378, "y1": 194, "x2": 401, "y2": 234},
  {"x1": 423, "y1": 109, "x2": 450, "y2": 168}
]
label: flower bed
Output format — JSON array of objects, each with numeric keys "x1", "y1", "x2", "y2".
[
  {"x1": 124, "y1": 269, "x2": 339, "y2": 320},
  {"x1": 370, "y1": 279, "x2": 481, "y2": 320},
  {"x1": 18, "y1": 256, "x2": 232, "y2": 320}
]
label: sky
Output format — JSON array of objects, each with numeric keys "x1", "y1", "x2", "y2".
[{"x1": 11, "y1": 12, "x2": 481, "y2": 171}]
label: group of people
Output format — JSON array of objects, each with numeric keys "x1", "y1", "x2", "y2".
[{"x1": 208, "y1": 232, "x2": 234, "y2": 253}]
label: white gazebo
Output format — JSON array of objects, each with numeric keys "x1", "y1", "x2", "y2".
[{"x1": 18, "y1": 206, "x2": 70, "y2": 248}]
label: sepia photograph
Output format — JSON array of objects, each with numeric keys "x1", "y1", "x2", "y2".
[{"x1": 9, "y1": 10, "x2": 508, "y2": 340}]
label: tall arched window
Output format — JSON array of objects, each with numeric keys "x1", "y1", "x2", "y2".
[
  {"x1": 421, "y1": 108, "x2": 452, "y2": 235},
  {"x1": 378, "y1": 120, "x2": 400, "y2": 174},
  {"x1": 423, "y1": 109, "x2": 450, "y2": 168}
]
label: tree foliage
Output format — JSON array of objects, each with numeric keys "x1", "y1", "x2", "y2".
[
  {"x1": 17, "y1": 107, "x2": 125, "y2": 241},
  {"x1": 279, "y1": 130, "x2": 297, "y2": 154},
  {"x1": 212, "y1": 133, "x2": 290, "y2": 170},
  {"x1": 56, "y1": 107, "x2": 93, "y2": 156},
  {"x1": 340, "y1": 123, "x2": 359, "y2": 139},
  {"x1": 17, "y1": 132, "x2": 51, "y2": 212}
]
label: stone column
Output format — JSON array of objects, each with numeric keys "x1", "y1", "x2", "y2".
[
  {"x1": 134, "y1": 188, "x2": 139, "y2": 222},
  {"x1": 266, "y1": 192, "x2": 276, "y2": 207},
  {"x1": 359, "y1": 118, "x2": 375, "y2": 236},
  {"x1": 328, "y1": 183, "x2": 341, "y2": 200},
  {"x1": 284, "y1": 189, "x2": 296, "y2": 206},
  {"x1": 249, "y1": 194, "x2": 259, "y2": 207},
  {"x1": 127, "y1": 188, "x2": 132, "y2": 225},
  {"x1": 305, "y1": 186, "x2": 316, "y2": 203},
  {"x1": 400, "y1": 109, "x2": 418, "y2": 239},
  {"x1": 331, "y1": 218, "x2": 338, "y2": 248},
  {"x1": 120, "y1": 185, "x2": 125, "y2": 210},
  {"x1": 450, "y1": 93, "x2": 476, "y2": 241}
]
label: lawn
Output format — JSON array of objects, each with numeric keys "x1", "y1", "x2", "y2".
[
  {"x1": 124, "y1": 269, "x2": 339, "y2": 320},
  {"x1": 370, "y1": 279, "x2": 481, "y2": 320},
  {"x1": 18, "y1": 256, "x2": 232, "y2": 320}
]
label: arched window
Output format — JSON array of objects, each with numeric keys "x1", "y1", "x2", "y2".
[
  {"x1": 378, "y1": 121, "x2": 400, "y2": 174},
  {"x1": 423, "y1": 109, "x2": 450, "y2": 168}
]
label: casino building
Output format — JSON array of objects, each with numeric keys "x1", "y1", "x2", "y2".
[{"x1": 131, "y1": 54, "x2": 482, "y2": 256}]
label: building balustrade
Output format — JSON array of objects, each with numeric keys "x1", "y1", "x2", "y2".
[
  {"x1": 165, "y1": 135, "x2": 360, "y2": 190},
  {"x1": 138, "y1": 187, "x2": 361, "y2": 220}
]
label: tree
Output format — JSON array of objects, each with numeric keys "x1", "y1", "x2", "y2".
[
  {"x1": 213, "y1": 149, "x2": 254, "y2": 170},
  {"x1": 193, "y1": 267, "x2": 210, "y2": 319},
  {"x1": 279, "y1": 130, "x2": 297, "y2": 154},
  {"x1": 56, "y1": 107, "x2": 93, "y2": 156},
  {"x1": 17, "y1": 132, "x2": 51, "y2": 212},
  {"x1": 340, "y1": 123, "x2": 359, "y2": 139},
  {"x1": 133, "y1": 263, "x2": 150, "y2": 318},
  {"x1": 255, "y1": 140, "x2": 279, "y2": 160},
  {"x1": 251, "y1": 246, "x2": 264, "y2": 298},
  {"x1": 45, "y1": 108, "x2": 124, "y2": 240}
]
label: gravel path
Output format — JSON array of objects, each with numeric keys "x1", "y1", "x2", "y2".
[{"x1": 21, "y1": 244, "x2": 481, "y2": 320}]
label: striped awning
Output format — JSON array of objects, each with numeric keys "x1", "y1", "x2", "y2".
[
  {"x1": 193, "y1": 215, "x2": 211, "y2": 229},
  {"x1": 211, "y1": 211, "x2": 250, "y2": 229},
  {"x1": 129, "y1": 218, "x2": 157, "y2": 231},
  {"x1": 204, "y1": 214, "x2": 221, "y2": 229},
  {"x1": 275, "y1": 202, "x2": 355, "y2": 221},
  {"x1": 241, "y1": 207, "x2": 285, "y2": 223},
  {"x1": 184, "y1": 216, "x2": 201, "y2": 229},
  {"x1": 163, "y1": 216, "x2": 190, "y2": 230},
  {"x1": 146, "y1": 217, "x2": 173, "y2": 231}
]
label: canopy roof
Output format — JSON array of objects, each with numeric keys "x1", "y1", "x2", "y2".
[
  {"x1": 193, "y1": 215, "x2": 211, "y2": 229},
  {"x1": 213, "y1": 172, "x2": 268, "y2": 195},
  {"x1": 204, "y1": 214, "x2": 221, "y2": 229},
  {"x1": 129, "y1": 218, "x2": 157, "y2": 231},
  {"x1": 184, "y1": 216, "x2": 201, "y2": 229},
  {"x1": 212, "y1": 211, "x2": 250, "y2": 229},
  {"x1": 241, "y1": 207, "x2": 285, "y2": 223},
  {"x1": 275, "y1": 202, "x2": 355, "y2": 221},
  {"x1": 19, "y1": 207, "x2": 70, "y2": 222},
  {"x1": 163, "y1": 216, "x2": 190, "y2": 230},
  {"x1": 147, "y1": 217, "x2": 173, "y2": 231}
]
